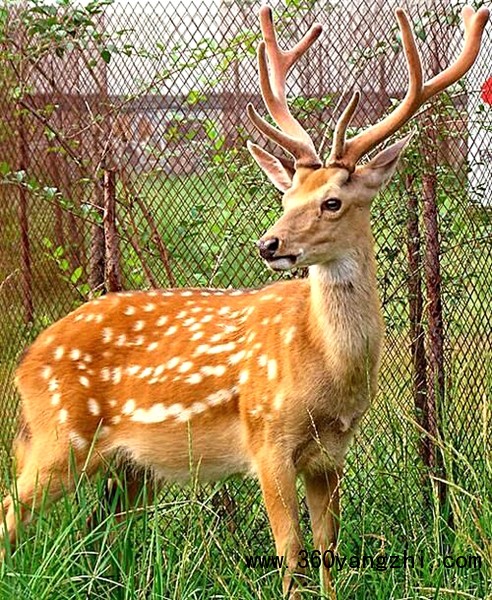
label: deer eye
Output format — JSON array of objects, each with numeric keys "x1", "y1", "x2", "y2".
[{"x1": 321, "y1": 198, "x2": 342, "y2": 212}]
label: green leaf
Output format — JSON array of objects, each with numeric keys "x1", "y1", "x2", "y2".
[
  {"x1": 70, "y1": 266, "x2": 83, "y2": 284},
  {"x1": 100, "y1": 48, "x2": 111, "y2": 63}
]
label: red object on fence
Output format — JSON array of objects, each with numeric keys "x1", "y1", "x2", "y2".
[{"x1": 481, "y1": 77, "x2": 492, "y2": 104}]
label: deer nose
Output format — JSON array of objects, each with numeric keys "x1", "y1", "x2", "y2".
[{"x1": 257, "y1": 237, "x2": 280, "y2": 260}]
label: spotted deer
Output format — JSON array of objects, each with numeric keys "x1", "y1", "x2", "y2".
[{"x1": 1, "y1": 4, "x2": 488, "y2": 599}]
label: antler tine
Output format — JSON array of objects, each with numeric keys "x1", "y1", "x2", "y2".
[
  {"x1": 247, "y1": 5, "x2": 323, "y2": 169},
  {"x1": 338, "y1": 5, "x2": 489, "y2": 171},
  {"x1": 423, "y1": 6, "x2": 489, "y2": 99},
  {"x1": 327, "y1": 91, "x2": 361, "y2": 166}
]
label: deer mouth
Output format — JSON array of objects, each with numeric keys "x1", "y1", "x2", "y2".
[{"x1": 266, "y1": 254, "x2": 299, "y2": 271}]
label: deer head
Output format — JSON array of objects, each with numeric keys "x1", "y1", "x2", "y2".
[{"x1": 248, "y1": 5, "x2": 489, "y2": 273}]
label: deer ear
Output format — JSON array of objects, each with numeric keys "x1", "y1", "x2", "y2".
[
  {"x1": 247, "y1": 141, "x2": 294, "y2": 192},
  {"x1": 355, "y1": 132, "x2": 414, "y2": 190}
]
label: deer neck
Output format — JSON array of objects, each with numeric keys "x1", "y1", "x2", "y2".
[{"x1": 307, "y1": 245, "x2": 382, "y2": 364}]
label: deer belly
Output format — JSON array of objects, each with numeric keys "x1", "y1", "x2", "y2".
[{"x1": 110, "y1": 413, "x2": 251, "y2": 482}]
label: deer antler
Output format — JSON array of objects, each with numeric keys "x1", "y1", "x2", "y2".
[
  {"x1": 327, "y1": 5, "x2": 490, "y2": 171},
  {"x1": 247, "y1": 6, "x2": 323, "y2": 169}
]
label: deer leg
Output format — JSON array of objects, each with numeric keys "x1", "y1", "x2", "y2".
[
  {"x1": 256, "y1": 453, "x2": 304, "y2": 599},
  {"x1": 1, "y1": 438, "x2": 99, "y2": 556},
  {"x1": 87, "y1": 465, "x2": 154, "y2": 530},
  {"x1": 304, "y1": 468, "x2": 342, "y2": 600}
]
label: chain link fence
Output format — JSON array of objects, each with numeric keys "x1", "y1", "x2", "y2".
[{"x1": 0, "y1": 0, "x2": 490, "y2": 564}]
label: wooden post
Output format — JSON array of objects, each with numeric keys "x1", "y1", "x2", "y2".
[{"x1": 103, "y1": 169, "x2": 122, "y2": 293}]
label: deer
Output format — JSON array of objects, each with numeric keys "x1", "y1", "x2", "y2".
[{"x1": 1, "y1": 4, "x2": 488, "y2": 599}]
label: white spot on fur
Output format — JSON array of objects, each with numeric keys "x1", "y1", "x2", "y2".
[
  {"x1": 133, "y1": 320, "x2": 145, "y2": 332},
  {"x1": 229, "y1": 350, "x2": 246, "y2": 365},
  {"x1": 88, "y1": 398, "x2": 100, "y2": 416},
  {"x1": 218, "y1": 306, "x2": 231, "y2": 316},
  {"x1": 230, "y1": 290, "x2": 243, "y2": 296},
  {"x1": 201, "y1": 365, "x2": 226, "y2": 377},
  {"x1": 58, "y1": 408, "x2": 68, "y2": 424},
  {"x1": 116, "y1": 334, "x2": 127, "y2": 346},
  {"x1": 190, "y1": 331, "x2": 204, "y2": 341},
  {"x1": 79, "y1": 376, "x2": 90, "y2": 388},
  {"x1": 112, "y1": 367, "x2": 122, "y2": 384},
  {"x1": 206, "y1": 388, "x2": 236, "y2": 406},
  {"x1": 139, "y1": 366, "x2": 153, "y2": 378},
  {"x1": 284, "y1": 326, "x2": 296, "y2": 345},
  {"x1": 133, "y1": 336, "x2": 145, "y2": 346},
  {"x1": 181, "y1": 291, "x2": 193, "y2": 297},
  {"x1": 156, "y1": 315, "x2": 168, "y2": 327},
  {"x1": 267, "y1": 359, "x2": 278, "y2": 380},
  {"x1": 258, "y1": 355, "x2": 268, "y2": 367},
  {"x1": 54, "y1": 346, "x2": 64, "y2": 361},
  {"x1": 273, "y1": 314, "x2": 282, "y2": 324},
  {"x1": 261, "y1": 318, "x2": 270, "y2": 326},
  {"x1": 102, "y1": 327, "x2": 113, "y2": 343},
  {"x1": 95, "y1": 314, "x2": 104, "y2": 323},
  {"x1": 183, "y1": 317, "x2": 196, "y2": 327},
  {"x1": 147, "y1": 342, "x2": 158, "y2": 352},
  {"x1": 122, "y1": 399, "x2": 136, "y2": 415},
  {"x1": 124, "y1": 306, "x2": 136, "y2": 315},
  {"x1": 178, "y1": 361, "x2": 193, "y2": 373},
  {"x1": 201, "y1": 314, "x2": 213, "y2": 323},
  {"x1": 273, "y1": 391, "x2": 284, "y2": 410},
  {"x1": 154, "y1": 364, "x2": 165, "y2": 376},
  {"x1": 189, "y1": 323, "x2": 202, "y2": 332},
  {"x1": 195, "y1": 344, "x2": 210, "y2": 355},
  {"x1": 167, "y1": 357, "x2": 180, "y2": 369},
  {"x1": 239, "y1": 369, "x2": 249, "y2": 384},
  {"x1": 48, "y1": 378, "x2": 59, "y2": 392},
  {"x1": 246, "y1": 332, "x2": 256, "y2": 343},
  {"x1": 166, "y1": 403, "x2": 184, "y2": 418},
  {"x1": 131, "y1": 403, "x2": 168, "y2": 424},
  {"x1": 111, "y1": 415, "x2": 122, "y2": 425},
  {"x1": 190, "y1": 307, "x2": 202, "y2": 314},
  {"x1": 83, "y1": 354, "x2": 92, "y2": 363},
  {"x1": 51, "y1": 392, "x2": 61, "y2": 406},
  {"x1": 100, "y1": 367, "x2": 111, "y2": 382},
  {"x1": 207, "y1": 342, "x2": 236, "y2": 354},
  {"x1": 70, "y1": 349, "x2": 81, "y2": 361},
  {"x1": 185, "y1": 373, "x2": 203, "y2": 384},
  {"x1": 41, "y1": 365, "x2": 52, "y2": 380},
  {"x1": 144, "y1": 303, "x2": 156, "y2": 312},
  {"x1": 109, "y1": 399, "x2": 117, "y2": 407},
  {"x1": 165, "y1": 325, "x2": 178, "y2": 336},
  {"x1": 69, "y1": 431, "x2": 88, "y2": 450}
]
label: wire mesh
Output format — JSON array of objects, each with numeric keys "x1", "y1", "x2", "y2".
[{"x1": 0, "y1": 0, "x2": 490, "y2": 557}]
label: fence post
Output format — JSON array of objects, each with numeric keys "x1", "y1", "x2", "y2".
[
  {"x1": 17, "y1": 104, "x2": 34, "y2": 324},
  {"x1": 420, "y1": 106, "x2": 452, "y2": 525},
  {"x1": 103, "y1": 169, "x2": 122, "y2": 293},
  {"x1": 88, "y1": 184, "x2": 106, "y2": 297},
  {"x1": 405, "y1": 174, "x2": 431, "y2": 479}
]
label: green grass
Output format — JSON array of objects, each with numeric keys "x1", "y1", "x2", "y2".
[{"x1": 0, "y1": 391, "x2": 490, "y2": 600}]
